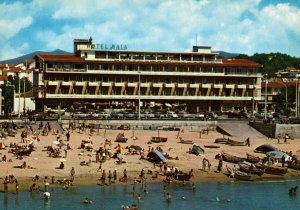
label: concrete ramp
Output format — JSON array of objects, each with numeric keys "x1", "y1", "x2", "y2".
[{"x1": 217, "y1": 122, "x2": 266, "y2": 139}]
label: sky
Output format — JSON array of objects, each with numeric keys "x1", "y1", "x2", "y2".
[{"x1": 0, "y1": 0, "x2": 300, "y2": 60}]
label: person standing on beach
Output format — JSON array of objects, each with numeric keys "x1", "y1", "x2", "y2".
[
  {"x1": 217, "y1": 158, "x2": 223, "y2": 172},
  {"x1": 97, "y1": 161, "x2": 102, "y2": 172},
  {"x1": 66, "y1": 131, "x2": 70, "y2": 141},
  {"x1": 44, "y1": 176, "x2": 50, "y2": 192},
  {"x1": 15, "y1": 180, "x2": 19, "y2": 193},
  {"x1": 246, "y1": 137, "x2": 250, "y2": 147},
  {"x1": 281, "y1": 155, "x2": 286, "y2": 167},
  {"x1": 108, "y1": 170, "x2": 113, "y2": 185},
  {"x1": 113, "y1": 169, "x2": 117, "y2": 183},
  {"x1": 64, "y1": 149, "x2": 68, "y2": 158},
  {"x1": 70, "y1": 167, "x2": 75, "y2": 181},
  {"x1": 284, "y1": 133, "x2": 289, "y2": 143},
  {"x1": 3, "y1": 179, "x2": 8, "y2": 193},
  {"x1": 101, "y1": 170, "x2": 106, "y2": 185},
  {"x1": 202, "y1": 158, "x2": 207, "y2": 171}
]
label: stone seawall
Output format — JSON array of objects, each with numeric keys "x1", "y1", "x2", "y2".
[{"x1": 59, "y1": 119, "x2": 217, "y2": 132}]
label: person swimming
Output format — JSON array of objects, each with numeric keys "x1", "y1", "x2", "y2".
[
  {"x1": 289, "y1": 186, "x2": 298, "y2": 196},
  {"x1": 83, "y1": 197, "x2": 93, "y2": 204},
  {"x1": 166, "y1": 192, "x2": 172, "y2": 202},
  {"x1": 43, "y1": 192, "x2": 50, "y2": 200}
]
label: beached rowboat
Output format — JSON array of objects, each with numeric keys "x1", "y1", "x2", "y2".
[
  {"x1": 227, "y1": 138, "x2": 247, "y2": 146},
  {"x1": 238, "y1": 162, "x2": 264, "y2": 176},
  {"x1": 151, "y1": 136, "x2": 168, "y2": 143},
  {"x1": 246, "y1": 153, "x2": 261, "y2": 164},
  {"x1": 214, "y1": 138, "x2": 228, "y2": 144},
  {"x1": 254, "y1": 163, "x2": 288, "y2": 175},
  {"x1": 221, "y1": 152, "x2": 246, "y2": 164},
  {"x1": 287, "y1": 161, "x2": 300, "y2": 171},
  {"x1": 234, "y1": 170, "x2": 257, "y2": 181}
]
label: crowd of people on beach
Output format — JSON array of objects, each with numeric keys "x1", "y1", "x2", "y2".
[{"x1": 2, "y1": 119, "x2": 300, "y2": 209}]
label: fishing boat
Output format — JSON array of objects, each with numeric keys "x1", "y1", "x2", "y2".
[
  {"x1": 151, "y1": 136, "x2": 168, "y2": 143},
  {"x1": 227, "y1": 138, "x2": 247, "y2": 146},
  {"x1": 238, "y1": 162, "x2": 264, "y2": 176},
  {"x1": 214, "y1": 138, "x2": 228, "y2": 144},
  {"x1": 254, "y1": 163, "x2": 288, "y2": 175},
  {"x1": 115, "y1": 133, "x2": 128, "y2": 143},
  {"x1": 204, "y1": 145, "x2": 220, "y2": 149},
  {"x1": 287, "y1": 161, "x2": 300, "y2": 171},
  {"x1": 151, "y1": 130, "x2": 168, "y2": 143},
  {"x1": 246, "y1": 153, "x2": 261, "y2": 164},
  {"x1": 179, "y1": 137, "x2": 194, "y2": 144},
  {"x1": 234, "y1": 170, "x2": 257, "y2": 181},
  {"x1": 221, "y1": 152, "x2": 245, "y2": 163}
]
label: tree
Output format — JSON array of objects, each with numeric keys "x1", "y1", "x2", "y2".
[{"x1": 0, "y1": 81, "x2": 14, "y2": 114}]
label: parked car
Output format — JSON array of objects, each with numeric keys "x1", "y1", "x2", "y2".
[
  {"x1": 195, "y1": 112, "x2": 205, "y2": 120},
  {"x1": 73, "y1": 112, "x2": 90, "y2": 118}
]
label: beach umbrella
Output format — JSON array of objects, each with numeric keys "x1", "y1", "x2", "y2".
[{"x1": 130, "y1": 145, "x2": 142, "y2": 151}]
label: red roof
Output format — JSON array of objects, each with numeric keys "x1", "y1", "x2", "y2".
[
  {"x1": 35, "y1": 54, "x2": 84, "y2": 62},
  {"x1": 0, "y1": 75, "x2": 8, "y2": 81},
  {"x1": 223, "y1": 59, "x2": 262, "y2": 67},
  {"x1": 5, "y1": 66, "x2": 23, "y2": 73},
  {"x1": 35, "y1": 54, "x2": 261, "y2": 68},
  {"x1": 262, "y1": 81, "x2": 296, "y2": 88}
]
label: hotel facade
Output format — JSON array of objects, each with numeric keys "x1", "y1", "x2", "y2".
[{"x1": 33, "y1": 38, "x2": 262, "y2": 113}]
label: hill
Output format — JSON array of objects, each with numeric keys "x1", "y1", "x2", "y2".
[
  {"x1": 0, "y1": 49, "x2": 71, "y2": 64},
  {"x1": 236, "y1": 53, "x2": 300, "y2": 75},
  {"x1": 215, "y1": 51, "x2": 240, "y2": 58}
]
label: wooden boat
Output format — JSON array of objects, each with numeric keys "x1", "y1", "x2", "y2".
[
  {"x1": 151, "y1": 136, "x2": 168, "y2": 143},
  {"x1": 238, "y1": 162, "x2": 264, "y2": 176},
  {"x1": 115, "y1": 133, "x2": 128, "y2": 143},
  {"x1": 254, "y1": 163, "x2": 288, "y2": 175},
  {"x1": 227, "y1": 138, "x2": 247, "y2": 146},
  {"x1": 179, "y1": 137, "x2": 193, "y2": 144},
  {"x1": 222, "y1": 152, "x2": 245, "y2": 163},
  {"x1": 234, "y1": 170, "x2": 257, "y2": 181},
  {"x1": 246, "y1": 153, "x2": 261, "y2": 164},
  {"x1": 214, "y1": 138, "x2": 228, "y2": 144},
  {"x1": 287, "y1": 162, "x2": 300, "y2": 171},
  {"x1": 204, "y1": 145, "x2": 220, "y2": 149}
]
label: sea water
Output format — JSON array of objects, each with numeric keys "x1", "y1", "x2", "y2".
[{"x1": 1, "y1": 179, "x2": 300, "y2": 210}]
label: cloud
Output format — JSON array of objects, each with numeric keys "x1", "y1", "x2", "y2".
[
  {"x1": 1, "y1": 0, "x2": 300, "y2": 61},
  {"x1": 0, "y1": 2, "x2": 33, "y2": 38}
]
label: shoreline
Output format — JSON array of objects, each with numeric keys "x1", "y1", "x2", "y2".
[
  {"x1": 1, "y1": 123, "x2": 300, "y2": 193},
  {"x1": 2, "y1": 168, "x2": 300, "y2": 193}
]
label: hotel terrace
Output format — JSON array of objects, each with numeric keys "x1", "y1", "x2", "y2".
[{"x1": 33, "y1": 38, "x2": 262, "y2": 113}]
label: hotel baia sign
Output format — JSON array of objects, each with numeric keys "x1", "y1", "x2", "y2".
[{"x1": 91, "y1": 43, "x2": 128, "y2": 50}]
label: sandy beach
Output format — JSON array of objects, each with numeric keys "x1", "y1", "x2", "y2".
[{"x1": 1, "y1": 122, "x2": 300, "y2": 192}]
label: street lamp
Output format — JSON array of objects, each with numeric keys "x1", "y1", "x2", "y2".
[
  {"x1": 263, "y1": 74, "x2": 268, "y2": 121},
  {"x1": 296, "y1": 76, "x2": 299, "y2": 118},
  {"x1": 7, "y1": 82, "x2": 15, "y2": 115},
  {"x1": 281, "y1": 81, "x2": 287, "y2": 112},
  {"x1": 138, "y1": 71, "x2": 141, "y2": 121},
  {"x1": 0, "y1": 88, "x2": 2, "y2": 116}
]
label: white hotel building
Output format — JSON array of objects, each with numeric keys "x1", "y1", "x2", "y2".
[{"x1": 33, "y1": 38, "x2": 262, "y2": 113}]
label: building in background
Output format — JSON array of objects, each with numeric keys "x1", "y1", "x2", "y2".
[{"x1": 33, "y1": 38, "x2": 262, "y2": 114}]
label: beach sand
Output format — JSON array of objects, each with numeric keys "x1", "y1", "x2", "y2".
[{"x1": 1, "y1": 123, "x2": 300, "y2": 191}]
